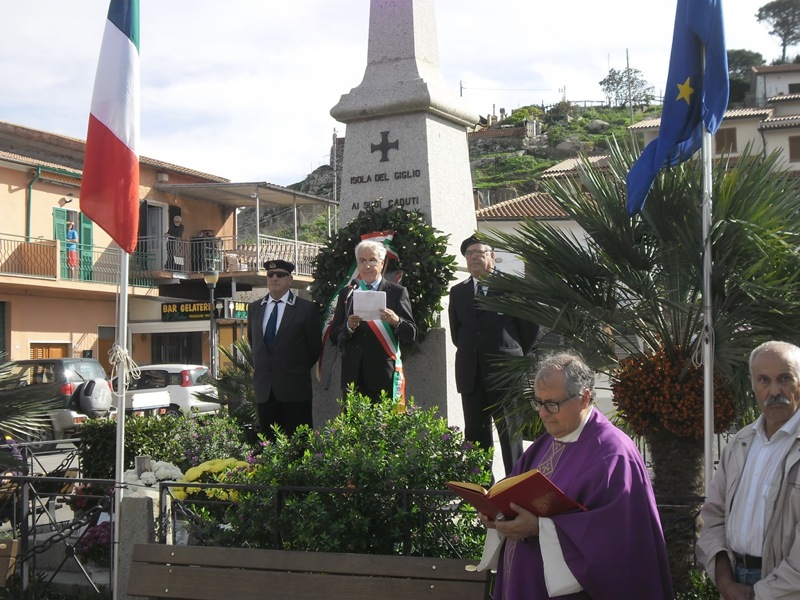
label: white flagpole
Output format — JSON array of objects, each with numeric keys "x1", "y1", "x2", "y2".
[
  {"x1": 112, "y1": 252, "x2": 130, "y2": 600},
  {"x1": 701, "y1": 81, "x2": 715, "y2": 496}
]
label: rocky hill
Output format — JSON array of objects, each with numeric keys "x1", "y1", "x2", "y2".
[{"x1": 241, "y1": 103, "x2": 659, "y2": 237}]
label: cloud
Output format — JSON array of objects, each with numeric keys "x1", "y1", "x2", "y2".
[{"x1": 0, "y1": 0, "x2": 782, "y2": 186}]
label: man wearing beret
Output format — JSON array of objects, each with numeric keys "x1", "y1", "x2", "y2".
[
  {"x1": 448, "y1": 234, "x2": 539, "y2": 475},
  {"x1": 247, "y1": 259, "x2": 322, "y2": 439}
]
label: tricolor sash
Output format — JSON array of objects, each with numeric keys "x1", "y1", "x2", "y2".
[{"x1": 359, "y1": 280, "x2": 405, "y2": 406}]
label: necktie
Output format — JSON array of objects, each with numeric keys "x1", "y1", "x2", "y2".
[{"x1": 264, "y1": 300, "x2": 281, "y2": 348}]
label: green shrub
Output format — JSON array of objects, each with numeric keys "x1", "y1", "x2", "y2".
[
  {"x1": 172, "y1": 414, "x2": 250, "y2": 470},
  {"x1": 675, "y1": 570, "x2": 719, "y2": 599},
  {"x1": 78, "y1": 413, "x2": 250, "y2": 478},
  {"x1": 212, "y1": 392, "x2": 492, "y2": 558}
]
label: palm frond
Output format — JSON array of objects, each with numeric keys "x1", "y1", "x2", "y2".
[{"x1": 482, "y1": 141, "x2": 800, "y2": 426}]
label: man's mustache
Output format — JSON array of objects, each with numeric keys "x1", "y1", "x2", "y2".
[{"x1": 765, "y1": 394, "x2": 792, "y2": 407}]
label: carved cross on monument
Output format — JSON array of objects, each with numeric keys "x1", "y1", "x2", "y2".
[
  {"x1": 371, "y1": 131, "x2": 399, "y2": 162},
  {"x1": 325, "y1": 0, "x2": 480, "y2": 447}
]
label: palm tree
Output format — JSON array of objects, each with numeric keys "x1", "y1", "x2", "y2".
[
  {"x1": 480, "y1": 142, "x2": 800, "y2": 593},
  {"x1": 199, "y1": 337, "x2": 256, "y2": 428}
]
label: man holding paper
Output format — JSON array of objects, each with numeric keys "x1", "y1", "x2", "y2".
[
  {"x1": 480, "y1": 352, "x2": 672, "y2": 599},
  {"x1": 329, "y1": 239, "x2": 417, "y2": 402}
]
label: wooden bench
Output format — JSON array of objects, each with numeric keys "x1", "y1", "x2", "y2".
[{"x1": 127, "y1": 543, "x2": 491, "y2": 600}]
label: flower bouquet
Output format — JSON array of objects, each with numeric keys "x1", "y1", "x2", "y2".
[
  {"x1": 67, "y1": 482, "x2": 113, "y2": 516},
  {"x1": 75, "y1": 520, "x2": 112, "y2": 567},
  {"x1": 124, "y1": 461, "x2": 184, "y2": 497},
  {"x1": 172, "y1": 458, "x2": 249, "y2": 502}
]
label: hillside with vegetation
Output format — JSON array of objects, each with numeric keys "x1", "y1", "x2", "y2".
[
  {"x1": 238, "y1": 102, "x2": 664, "y2": 242},
  {"x1": 470, "y1": 102, "x2": 662, "y2": 198}
]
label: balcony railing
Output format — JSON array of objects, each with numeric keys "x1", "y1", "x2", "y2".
[
  {"x1": 147, "y1": 234, "x2": 324, "y2": 277},
  {"x1": 0, "y1": 233, "x2": 154, "y2": 287},
  {"x1": 0, "y1": 232, "x2": 325, "y2": 286}
]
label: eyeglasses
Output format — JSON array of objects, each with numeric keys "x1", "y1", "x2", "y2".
[
  {"x1": 267, "y1": 271, "x2": 290, "y2": 278},
  {"x1": 465, "y1": 249, "x2": 490, "y2": 257},
  {"x1": 530, "y1": 393, "x2": 580, "y2": 414},
  {"x1": 357, "y1": 258, "x2": 381, "y2": 267}
]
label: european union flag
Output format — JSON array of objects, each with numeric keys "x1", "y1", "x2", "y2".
[{"x1": 626, "y1": 0, "x2": 728, "y2": 216}]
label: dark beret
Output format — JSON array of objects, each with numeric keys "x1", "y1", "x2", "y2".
[
  {"x1": 263, "y1": 259, "x2": 295, "y2": 273},
  {"x1": 460, "y1": 234, "x2": 484, "y2": 256}
]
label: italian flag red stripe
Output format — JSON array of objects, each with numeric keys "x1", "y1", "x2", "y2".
[{"x1": 80, "y1": 0, "x2": 140, "y2": 254}]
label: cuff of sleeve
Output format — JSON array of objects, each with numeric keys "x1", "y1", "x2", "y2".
[{"x1": 540, "y1": 517, "x2": 583, "y2": 596}]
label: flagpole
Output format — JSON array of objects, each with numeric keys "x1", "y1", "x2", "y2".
[
  {"x1": 701, "y1": 73, "x2": 715, "y2": 497},
  {"x1": 112, "y1": 252, "x2": 130, "y2": 600}
]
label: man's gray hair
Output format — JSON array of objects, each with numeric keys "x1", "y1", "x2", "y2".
[
  {"x1": 749, "y1": 340, "x2": 800, "y2": 380},
  {"x1": 535, "y1": 352, "x2": 596, "y2": 401},
  {"x1": 354, "y1": 239, "x2": 387, "y2": 261}
]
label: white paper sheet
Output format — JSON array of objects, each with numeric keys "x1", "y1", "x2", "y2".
[{"x1": 352, "y1": 290, "x2": 386, "y2": 321}]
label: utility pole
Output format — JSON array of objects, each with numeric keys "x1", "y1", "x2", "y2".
[{"x1": 626, "y1": 49, "x2": 634, "y2": 126}]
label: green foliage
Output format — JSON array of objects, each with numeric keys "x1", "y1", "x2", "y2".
[
  {"x1": 473, "y1": 154, "x2": 555, "y2": 187},
  {"x1": 202, "y1": 337, "x2": 255, "y2": 427},
  {"x1": 481, "y1": 142, "x2": 800, "y2": 429},
  {"x1": 727, "y1": 48, "x2": 766, "y2": 79},
  {"x1": 207, "y1": 393, "x2": 492, "y2": 558},
  {"x1": 757, "y1": 0, "x2": 800, "y2": 63},
  {"x1": 77, "y1": 413, "x2": 250, "y2": 478},
  {"x1": 599, "y1": 67, "x2": 655, "y2": 107},
  {"x1": 728, "y1": 49, "x2": 766, "y2": 104},
  {"x1": 273, "y1": 209, "x2": 330, "y2": 243},
  {"x1": 310, "y1": 207, "x2": 457, "y2": 345},
  {"x1": 77, "y1": 419, "x2": 118, "y2": 479},
  {"x1": 675, "y1": 570, "x2": 720, "y2": 600},
  {"x1": 498, "y1": 104, "x2": 544, "y2": 126},
  {"x1": 173, "y1": 415, "x2": 250, "y2": 470}
]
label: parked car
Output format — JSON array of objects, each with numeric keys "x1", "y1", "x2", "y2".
[
  {"x1": 115, "y1": 364, "x2": 220, "y2": 416},
  {"x1": 0, "y1": 358, "x2": 114, "y2": 441}
]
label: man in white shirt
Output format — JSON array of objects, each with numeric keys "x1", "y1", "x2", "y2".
[{"x1": 697, "y1": 340, "x2": 800, "y2": 600}]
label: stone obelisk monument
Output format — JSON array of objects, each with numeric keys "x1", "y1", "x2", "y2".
[{"x1": 316, "y1": 0, "x2": 478, "y2": 429}]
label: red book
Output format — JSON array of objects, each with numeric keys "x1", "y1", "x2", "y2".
[{"x1": 447, "y1": 469, "x2": 587, "y2": 520}]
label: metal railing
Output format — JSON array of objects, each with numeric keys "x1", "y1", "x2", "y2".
[
  {"x1": 0, "y1": 234, "x2": 58, "y2": 279},
  {"x1": 145, "y1": 233, "x2": 324, "y2": 277},
  {"x1": 0, "y1": 234, "x2": 154, "y2": 287},
  {"x1": 0, "y1": 231, "x2": 324, "y2": 284}
]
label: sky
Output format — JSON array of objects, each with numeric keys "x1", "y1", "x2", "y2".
[{"x1": 0, "y1": 0, "x2": 783, "y2": 187}]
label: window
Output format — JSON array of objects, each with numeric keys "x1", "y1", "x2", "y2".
[
  {"x1": 715, "y1": 128, "x2": 737, "y2": 154},
  {"x1": 789, "y1": 136, "x2": 800, "y2": 162},
  {"x1": 789, "y1": 83, "x2": 800, "y2": 94}
]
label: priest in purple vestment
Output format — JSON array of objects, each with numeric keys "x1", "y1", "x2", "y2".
[{"x1": 479, "y1": 352, "x2": 673, "y2": 600}]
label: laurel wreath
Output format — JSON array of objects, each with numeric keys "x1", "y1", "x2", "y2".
[{"x1": 310, "y1": 207, "x2": 457, "y2": 348}]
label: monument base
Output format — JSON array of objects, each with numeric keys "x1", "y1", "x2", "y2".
[{"x1": 313, "y1": 326, "x2": 462, "y2": 430}]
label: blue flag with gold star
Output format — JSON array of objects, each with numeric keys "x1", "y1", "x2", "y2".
[{"x1": 626, "y1": 0, "x2": 728, "y2": 216}]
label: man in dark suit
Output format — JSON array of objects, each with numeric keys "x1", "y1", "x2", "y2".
[
  {"x1": 247, "y1": 259, "x2": 322, "y2": 439},
  {"x1": 449, "y1": 234, "x2": 539, "y2": 476},
  {"x1": 329, "y1": 239, "x2": 417, "y2": 402}
]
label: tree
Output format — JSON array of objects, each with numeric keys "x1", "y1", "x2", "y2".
[
  {"x1": 727, "y1": 48, "x2": 766, "y2": 79},
  {"x1": 599, "y1": 67, "x2": 654, "y2": 107},
  {"x1": 757, "y1": 0, "x2": 800, "y2": 63},
  {"x1": 482, "y1": 142, "x2": 800, "y2": 594},
  {"x1": 727, "y1": 48, "x2": 766, "y2": 103}
]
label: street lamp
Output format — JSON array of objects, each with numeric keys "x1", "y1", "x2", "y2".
[{"x1": 203, "y1": 270, "x2": 219, "y2": 378}]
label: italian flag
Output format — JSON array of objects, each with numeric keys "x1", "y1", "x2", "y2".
[{"x1": 80, "y1": 0, "x2": 140, "y2": 254}]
